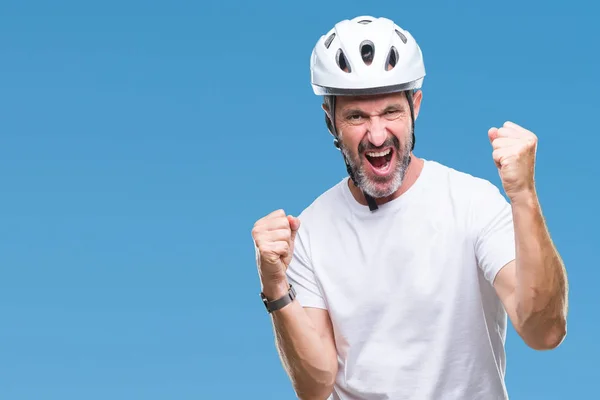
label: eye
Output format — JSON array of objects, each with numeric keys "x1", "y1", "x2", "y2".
[
  {"x1": 347, "y1": 114, "x2": 364, "y2": 122},
  {"x1": 384, "y1": 109, "x2": 402, "y2": 119}
]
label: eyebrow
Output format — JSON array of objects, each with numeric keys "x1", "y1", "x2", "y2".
[
  {"x1": 341, "y1": 103, "x2": 406, "y2": 118},
  {"x1": 341, "y1": 108, "x2": 368, "y2": 118},
  {"x1": 382, "y1": 103, "x2": 405, "y2": 113}
]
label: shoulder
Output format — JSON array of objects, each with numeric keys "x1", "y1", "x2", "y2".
[
  {"x1": 289, "y1": 177, "x2": 348, "y2": 260},
  {"x1": 421, "y1": 159, "x2": 510, "y2": 229},
  {"x1": 423, "y1": 159, "x2": 505, "y2": 202},
  {"x1": 424, "y1": 160, "x2": 512, "y2": 232},
  {"x1": 422, "y1": 159, "x2": 512, "y2": 243},
  {"x1": 296, "y1": 177, "x2": 349, "y2": 223}
]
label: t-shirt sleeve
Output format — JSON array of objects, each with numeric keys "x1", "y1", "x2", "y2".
[
  {"x1": 285, "y1": 220, "x2": 328, "y2": 310},
  {"x1": 473, "y1": 180, "x2": 516, "y2": 285}
]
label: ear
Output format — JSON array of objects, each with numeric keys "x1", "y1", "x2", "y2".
[
  {"x1": 322, "y1": 102, "x2": 336, "y2": 136},
  {"x1": 412, "y1": 90, "x2": 423, "y2": 120},
  {"x1": 322, "y1": 102, "x2": 332, "y2": 119}
]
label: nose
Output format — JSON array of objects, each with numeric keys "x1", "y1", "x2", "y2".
[{"x1": 367, "y1": 116, "x2": 387, "y2": 147}]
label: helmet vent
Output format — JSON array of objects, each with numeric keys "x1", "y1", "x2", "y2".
[
  {"x1": 395, "y1": 29, "x2": 408, "y2": 44},
  {"x1": 324, "y1": 32, "x2": 336, "y2": 49},
  {"x1": 358, "y1": 19, "x2": 372, "y2": 24},
  {"x1": 385, "y1": 47, "x2": 399, "y2": 71},
  {"x1": 360, "y1": 41, "x2": 374, "y2": 66},
  {"x1": 336, "y1": 49, "x2": 351, "y2": 73}
]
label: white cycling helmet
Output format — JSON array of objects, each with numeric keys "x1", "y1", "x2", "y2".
[{"x1": 310, "y1": 16, "x2": 425, "y2": 96}]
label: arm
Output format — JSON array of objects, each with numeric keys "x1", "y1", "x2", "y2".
[
  {"x1": 252, "y1": 210, "x2": 337, "y2": 399},
  {"x1": 494, "y1": 190, "x2": 568, "y2": 350},
  {"x1": 488, "y1": 121, "x2": 568, "y2": 350},
  {"x1": 262, "y1": 281, "x2": 338, "y2": 400}
]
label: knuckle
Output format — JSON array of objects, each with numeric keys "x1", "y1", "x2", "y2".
[
  {"x1": 256, "y1": 242, "x2": 267, "y2": 254},
  {"x1": 262, "y1": 254, "x2": 278, "y2": 265},
  {"x1": 252, "y1": 228, "x2": 266, "y2": 242},
  {"x1": 260, "y1": 245, "x2": 275, "y2": 258},
  {"x1": 256, "y1": 240, "x2": 267, "y2": 253},
  {"x1": 263, "y1": 247, "x2": 277, "y2": 257}
]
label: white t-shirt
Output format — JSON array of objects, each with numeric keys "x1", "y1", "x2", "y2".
[{"x1": 286, "y1": 159, "x2": 516, "y2": 400}]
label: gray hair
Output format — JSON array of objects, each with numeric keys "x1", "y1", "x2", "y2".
[{"x1": 323, "y1": 95, "x2": 336, "y2": 135}]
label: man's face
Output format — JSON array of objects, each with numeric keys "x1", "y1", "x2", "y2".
[{"x1": 330, "y1": 90, "x2": 422, "y2": 198}]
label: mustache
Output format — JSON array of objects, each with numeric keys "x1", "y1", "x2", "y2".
[{"x1": 358, "y1": 136, "x2": 401, "y2": 154}]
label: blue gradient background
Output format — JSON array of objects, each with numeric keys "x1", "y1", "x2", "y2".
[{"x1": 1, "y1": 1, "x2": 597, "y2": 399}]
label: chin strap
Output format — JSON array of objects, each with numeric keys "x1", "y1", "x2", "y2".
[
  {"x1": 329, "y1": 91, "x2": 416, "y2": 212},
  {"x1": 406, "y1": 91, "x2": 416, "y2": 151},
  {"x1": 364, "y1": 193, "x2": 379, "y2": 211},
  {"x1": 329, "y1": 95, "x2": 380, "y2": 211}
]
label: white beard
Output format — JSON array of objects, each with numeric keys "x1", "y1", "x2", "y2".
[{"x1": 340, "y1": 134, "x2": 412, "y2": 198}]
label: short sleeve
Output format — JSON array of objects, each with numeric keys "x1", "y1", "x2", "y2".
[
  {"x1": 473, "y1": 181, "x2": 516, "y2": 285},
  {"x1": 286, "y1": 221, "x2": 327, "y2": 310}
]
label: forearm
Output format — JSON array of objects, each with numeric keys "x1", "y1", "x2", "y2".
[
  {"x1": 263, "y1": 280, "x2": 337, "y2": 399},
  {"x1": 511, "y1": 190, "x2": 568, "y2": 349}
]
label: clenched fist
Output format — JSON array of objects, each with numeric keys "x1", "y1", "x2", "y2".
[
  {"x1": 488, "y1": 121, "x2": 538, "y2": 201},
  {"x1": 252, "y1": 209, "x2": 301, "y2": 289}
]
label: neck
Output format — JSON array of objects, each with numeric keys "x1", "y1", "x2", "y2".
[{"x1": 348, "y1": 155, "x2": 425, "y2": 207}]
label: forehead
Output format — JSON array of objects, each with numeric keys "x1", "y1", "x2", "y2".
[{"x1": 336, "y1": 91, "x2": 407, "y2": 111}]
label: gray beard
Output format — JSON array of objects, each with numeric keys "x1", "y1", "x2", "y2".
[{"x1": 340, "y1": 135, "x2": 412, "y2": 198}]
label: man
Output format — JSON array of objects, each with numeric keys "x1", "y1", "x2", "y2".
[{"x1": 251, "y1": 15, "x2": 568, "y2": 400}]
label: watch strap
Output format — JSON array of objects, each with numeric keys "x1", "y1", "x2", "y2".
[{"x1": 261, "y1": 284, "x2": 296, "y2": 313}]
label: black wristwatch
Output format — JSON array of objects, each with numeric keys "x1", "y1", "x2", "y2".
[{"x1": 260, "y1": 284, "x2": 296, "y2": 313}]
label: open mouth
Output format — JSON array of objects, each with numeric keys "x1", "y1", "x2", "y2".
[{"x1": 365, "y1": 148, "x2": 394, "y2": 175}]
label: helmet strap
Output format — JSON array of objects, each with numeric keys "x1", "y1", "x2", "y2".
[
  {"x1": 405, "y1": 90, "x2": 416, "y2": 150},
  {"x1": 329, "y1": 96, "x2": 379, "y2": 211}
]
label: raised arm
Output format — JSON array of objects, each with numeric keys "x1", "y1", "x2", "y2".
[
  {"x1": 493, "y1": 192, "x2": 568, "y2": 350},
  {"x1": 253, "y1": 210, "x2": 338, "y2": 399},
  {"x1": 488, "y1": 121, "x2": 568, "y2": 350}
]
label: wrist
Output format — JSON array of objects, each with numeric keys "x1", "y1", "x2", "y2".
[
  {"x1": 261, "y1": 278, "x2": 290, "y2": 301},
  {"x1": 509, "y1": 188, "x2": 538, "y2": 208}
]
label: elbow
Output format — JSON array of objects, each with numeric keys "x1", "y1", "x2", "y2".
[
  {"x1": 295, "y1": 368, "x2": 337, "y2": 400},
  {"x1": 296, "y1": 383, "x2": 335, "y2": 400},
  {"x1": 297, "y1": 388, "x2": 334, "y2": 400},
  {"x1": 523, "y1": 318, "x2": 567, "y2": 351},
  {"x1": 540, "y1": 320, "x2": 567, "y2": 350},
  {"x1": 515, "y1": 292, "x2": 568, "y2": 350}
]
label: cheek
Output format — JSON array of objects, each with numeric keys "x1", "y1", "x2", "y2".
[
  {"x1": 388, "y1": 121, "x2": 412, "y2": 141},
  {"x1": 339, "y1": 126, "x2": 365, "y2": 149}
]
